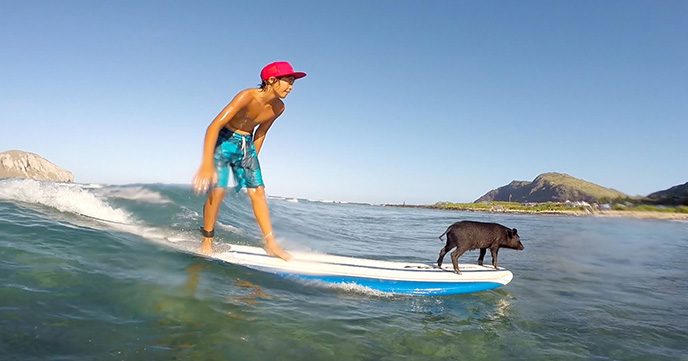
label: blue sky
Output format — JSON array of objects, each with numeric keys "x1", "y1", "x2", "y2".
[{"x1": 2, "y1": 1, "x2": 687, "y2": 204}]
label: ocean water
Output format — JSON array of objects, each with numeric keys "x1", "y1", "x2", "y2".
[{"x1": 1, "y1": 179, "x2": 687, "y2": 361}]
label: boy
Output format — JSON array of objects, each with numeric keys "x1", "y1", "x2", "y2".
[{"x1": 192, "y1": 61, "x2": 306, "y2": 261}]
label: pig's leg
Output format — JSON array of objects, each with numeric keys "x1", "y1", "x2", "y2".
[
  {"x1": 477, "y1": 248, "x2": 487, "y2": 266},
  {"x1": 438, "y1": 233, "x2": 457, "y2": 268},
  {"x1": 437, "y1": 246, "x2": 448, "y2": 267},
  {"x1": 437, "y1": 242, "x2": 454, "y2": 268},
  {"x1": 490, "y1": 247, "x2": 499, "y2": 269},
  {"x1": 450, "y1": 246, "x2": 468, "y2": 274}
]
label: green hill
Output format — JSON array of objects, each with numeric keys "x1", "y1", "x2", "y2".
[
  {"x1": 647, "y1": 181, "x2": 688, "y2": 205},
  {"x1": 475, "y1": 173, "x2": 627, "y2": 203}
]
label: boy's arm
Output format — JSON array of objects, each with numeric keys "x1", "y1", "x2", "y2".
[{"x1": 253, "y1": 107, "x2": 284, "y2": 155}]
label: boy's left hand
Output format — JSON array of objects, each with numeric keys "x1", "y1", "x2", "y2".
[{"x1": 192, "y1": 167, "x2": 217, "y2": 194}]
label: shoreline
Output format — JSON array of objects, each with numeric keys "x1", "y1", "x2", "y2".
[{"x1": 386, "y1": 205, "x2": 688, "y2": 221}]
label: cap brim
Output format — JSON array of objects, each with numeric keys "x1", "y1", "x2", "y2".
[{"x1": 262, "y1": 71, "x2": 307, "y2": 81}]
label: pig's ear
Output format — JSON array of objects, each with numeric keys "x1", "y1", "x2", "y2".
[{"x1": 512, "y1": 228, "x2": 518, "y2": 236}]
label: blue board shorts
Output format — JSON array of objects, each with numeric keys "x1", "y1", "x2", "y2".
[{"x1": 214, "y1": 128, "x2": 264, "y2": 191}]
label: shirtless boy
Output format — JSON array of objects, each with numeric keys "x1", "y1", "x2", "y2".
[{"x1": 192, "y1": 61, "x2": 306, "y2": 260}]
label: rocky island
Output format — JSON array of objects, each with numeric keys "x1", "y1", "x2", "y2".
[{"x1": 0, "y1": 150, "x2": 74, "y2": 182}]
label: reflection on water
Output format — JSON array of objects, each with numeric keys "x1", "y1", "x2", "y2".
[
  {"x1": 149, "y1": 259, "x2": 278, "y2": 358},
  {"x1": 491, "y1": 298, "x2": 512, "y2": 320},
  {"x1": 179, "y1": 260, "x2": 207, "y2": 296},
  {"x1": 228, "y1": 279, "x2": 272, "y2": 306},
  {"x1": 155, "y1": 259, "x2": 272, "y2": 321}
]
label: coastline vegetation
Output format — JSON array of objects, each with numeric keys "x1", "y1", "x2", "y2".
[
  {"x1": 614, "y1": 204, "x2": 688, "y2": 213},
  {"x1": 426, "y1": 201, "x2": 688, "y2": 214},
  {"x1": 388, "y1": 173, "x2": 687, "y2": 218}
]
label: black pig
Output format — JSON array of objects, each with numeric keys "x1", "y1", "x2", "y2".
[{"x1": 438, "y1": 220, "x2": 524, "y2": 274}]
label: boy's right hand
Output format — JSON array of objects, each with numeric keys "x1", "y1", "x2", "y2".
[{"x1": 192, "y1": 166, "x2": 217, "y2": 194}]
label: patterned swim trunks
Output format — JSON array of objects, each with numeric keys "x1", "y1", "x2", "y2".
[{"x1": 213, "y1": 128, "x2": 264, "y2": 191}]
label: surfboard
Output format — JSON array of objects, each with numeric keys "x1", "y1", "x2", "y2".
[{"x1": 202, "y1": 244, "x2": 514, "y2": 296}]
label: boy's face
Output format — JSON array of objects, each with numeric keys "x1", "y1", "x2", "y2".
[{"x1": 270, "y1": 76, "x2": 295, "y2": 98}]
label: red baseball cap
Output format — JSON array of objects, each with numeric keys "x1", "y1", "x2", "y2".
[{"x1": 260, "y1": 61, "x2": 307, "y2": 82}]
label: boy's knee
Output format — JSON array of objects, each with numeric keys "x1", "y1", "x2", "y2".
[
  {"x1": 247, "y1": 186, "x2": 265, "y2": 199},
  {"x1": 208, "y1": 188, "x2": 227, "y2": 203}
]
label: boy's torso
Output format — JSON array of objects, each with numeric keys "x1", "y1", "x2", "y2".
[{"x1": 227, "y1": 89, "x2": 284, "y2": 134}]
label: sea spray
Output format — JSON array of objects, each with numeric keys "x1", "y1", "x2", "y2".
[
  {"x1": 0, "y1": 179, "x2": 199, "y2": 254},
  {"x1": 0, "y1": 179, "x2": 133, "y2": 224}
]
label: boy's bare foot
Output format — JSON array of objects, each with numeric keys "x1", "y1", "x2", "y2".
[
  {"x1": 200, "y1": 237, "x2": 213, "y2": 255},
  {"x1": 262, "y1": 233, "x2": 292, "y2": 261},
  {"x1": 265, "y1": 245, "x2": 292, "y2": 261}
]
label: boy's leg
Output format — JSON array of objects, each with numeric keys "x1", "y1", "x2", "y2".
[
  {"x1": 200, "y1": 187, "x2": 226, "y2": 254},
  {"x1": 246, "y1": 186, "x2": 292, "y2": 261}
]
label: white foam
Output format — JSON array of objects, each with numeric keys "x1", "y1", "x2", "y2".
[
  {"x1": 300, "y1": 279, "x2": 395, "y2": 298},
  {"x1": 216, "y1": 221, "x2": 240, "y2": 233},
  {"x1": 94, "y1": 185, "x2": 171, "y2": 204},
  {"x1": 0, "y1": 179, "x2": 133, "y2": 224},
  {"x1": 0, "y1": 179, "x2": 239, "y2": 262}
]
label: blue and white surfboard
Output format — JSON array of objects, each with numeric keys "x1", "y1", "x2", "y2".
[{"x1": 207, "y1": 244, "x2": 514, "y2": 296}]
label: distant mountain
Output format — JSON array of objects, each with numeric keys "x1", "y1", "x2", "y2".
[
  {"x1": 475, "y1": 172, "x2": 627, "y2": 203},
  {"x1": 647, "y1": 181, "x2": 688, "y2": 205},
  {"x1": 0, "y1": 150, "x2": 74, "y2": 182}
]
